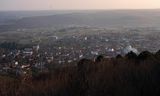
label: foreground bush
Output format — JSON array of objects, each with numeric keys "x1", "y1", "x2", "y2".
[{"x1": 1, "y1": 51, "x2": 160, "y2": 96}]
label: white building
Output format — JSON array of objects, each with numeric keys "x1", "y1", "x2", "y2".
[{"x1": 123, "y1": 45, "x2": 139, "y2": 54}]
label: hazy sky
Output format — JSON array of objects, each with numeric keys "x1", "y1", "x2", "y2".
[{"x1": 0, "y1": 0, "x2": 160, "y2": 11}]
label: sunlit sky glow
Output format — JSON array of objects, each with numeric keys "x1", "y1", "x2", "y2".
[{"x1": 0, "y1": 0, "x2": 160, "y2": 11}]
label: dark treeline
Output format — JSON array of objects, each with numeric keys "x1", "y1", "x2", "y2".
[
  {"x1": 0, "y1": 42, "x2": 33, "y2": 50},
  {"x1": 1, "y1": 50, "x2": 160, "y2": 96}
]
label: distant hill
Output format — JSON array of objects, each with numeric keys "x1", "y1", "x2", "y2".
[{"x1": 1, "y1": 10, "x2": 160, "y2": 31}]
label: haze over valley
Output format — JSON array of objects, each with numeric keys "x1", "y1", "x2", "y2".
[{"x1": 1, "y1": 0, "x2": 160, "y2": 95}]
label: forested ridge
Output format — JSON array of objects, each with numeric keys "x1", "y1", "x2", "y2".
[{"x1": 0, "y1": 50, "x2": 160, "y2": 96}]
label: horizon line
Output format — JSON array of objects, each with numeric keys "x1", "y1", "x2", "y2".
[{"x1": 1, "y1": 8, "x2": 160, "y2": 12}]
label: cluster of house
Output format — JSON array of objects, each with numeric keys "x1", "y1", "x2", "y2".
[
  {"x1": 0, "y1": 36, "x2": 139, "y2": 77},
  {"x1": 0, "y1": 45, "x2": 54, "y2": 77}
]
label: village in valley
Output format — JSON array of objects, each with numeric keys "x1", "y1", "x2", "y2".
[{"x1": 0, "y1": 27, "x2": 160, "y2": 78}]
